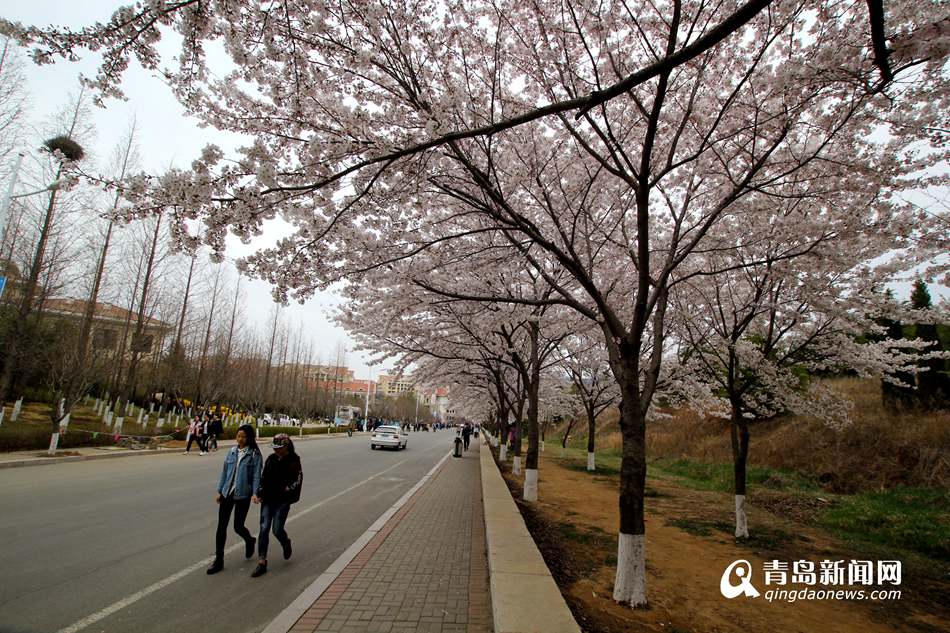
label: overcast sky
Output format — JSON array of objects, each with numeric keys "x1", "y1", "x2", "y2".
[{"x1": 3, "y1": 0, "x2": 391, "y2": 380}]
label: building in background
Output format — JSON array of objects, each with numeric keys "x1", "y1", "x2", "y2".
[
  {"x1": 44, "y1": 297, "x2": 173, "y2": 359},
  {"x1": 377, "y1": 373, "x2": 416, "y2": 397}
]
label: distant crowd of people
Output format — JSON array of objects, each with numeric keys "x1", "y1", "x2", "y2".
[{"x1": 183, "y1": 412, "x2": 225, "y2": 455}]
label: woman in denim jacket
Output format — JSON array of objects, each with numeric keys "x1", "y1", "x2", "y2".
[{"x1": 207, "y1": 424, "x2": 263, "y2": 575}]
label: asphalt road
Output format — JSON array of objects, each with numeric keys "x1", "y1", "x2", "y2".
[{"x1": 0, "y1": 430, "x2": 453, "y2": 633}]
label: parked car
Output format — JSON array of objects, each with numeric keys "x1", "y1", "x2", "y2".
[{"x1": 370, "y1": 425, "x2": 407, "y2": 450}]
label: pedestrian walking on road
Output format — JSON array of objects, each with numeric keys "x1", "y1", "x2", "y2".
[
  {"x1": 208, "y1": 414, "x2": 223, "y2": 451},
  {"x1": 251, "y1": 433, "x2": 303, "y2": 577},
  {"x1": 184, "y1": 414, "x2": 206, "y2": 454},
  {"x1": 207, "y1": 424, "x2": 263, "y2": 575}
]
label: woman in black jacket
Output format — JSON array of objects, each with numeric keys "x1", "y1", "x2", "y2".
[{"x1": 251, "y1": 433, "x2": 302, "y2": 577}]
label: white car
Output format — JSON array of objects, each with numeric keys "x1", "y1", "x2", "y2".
[{"x1": 370, "y1": 425, "x2": 407, "y2": 450}]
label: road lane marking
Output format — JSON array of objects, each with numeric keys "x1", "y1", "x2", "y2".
[{"x1": 56, "y1": 443, "x2": 447, "y2": 633}]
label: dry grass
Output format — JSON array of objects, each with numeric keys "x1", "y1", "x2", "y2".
[{"x1": 569, "y1": 377, "x2": 950, "y2": 493}]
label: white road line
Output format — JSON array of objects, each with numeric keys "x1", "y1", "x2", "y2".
[{"x1": 56, "y1": 445, "x2": 445, "y2": 633}]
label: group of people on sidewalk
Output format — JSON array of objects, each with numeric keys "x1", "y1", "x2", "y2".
[
  {"x1": 205, "y1": 424, "x2": 304, "y2": 578},
  {"x1": 183, "y1": 412, "x2": 224, "y2": 455}
]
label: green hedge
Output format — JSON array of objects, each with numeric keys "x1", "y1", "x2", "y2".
[{"x1": 218, "y1": 425, "x2": 350, "y2": 439}]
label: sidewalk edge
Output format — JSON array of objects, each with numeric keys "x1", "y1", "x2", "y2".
[
  {"x1": 262, "y1": 449, "x2": 453, "y2": 633},
  {"x1": 480, "y1": 437, "x2": 581, "y2": 633}
]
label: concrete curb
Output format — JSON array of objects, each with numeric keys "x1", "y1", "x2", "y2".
[
  {"x1": 480, "y1": 437, "x2": 581, "y2": 633},
  {"x1": 0, "y1": 431, "x2": 371, "y2": 469},
  {"x1": 262, "y1": 449, "x2": 453, "y2": 633}
]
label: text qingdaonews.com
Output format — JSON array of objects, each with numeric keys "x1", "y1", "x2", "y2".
[{"x1": 764, "y1": 588, "x2": 902, "y2": 603}]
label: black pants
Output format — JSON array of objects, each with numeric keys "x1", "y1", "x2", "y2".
[
  {"x1": 207, "y1": 433, "x2": 218, "y2": 450},
  {"x1": 215, "y1": 494, "x2": 253, "y2": 559},
  {"x1": 463, "y1": 435, "x2": 470, "y2": 450},
  {"x1": 186, "y1": 434, "x2": 205, "y2": 452}
]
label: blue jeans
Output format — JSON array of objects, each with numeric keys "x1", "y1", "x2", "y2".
[{"x1": 258, "y1": 502, "x2": 291, "y2": 559}]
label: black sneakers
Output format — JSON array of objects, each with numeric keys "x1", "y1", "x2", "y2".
[
  {"x1": 245, "y1": 537, "x2": 256, "y2": 559},
  {"x1": 251, "y1": 561, "x2": 268, "y2": 578},
  {"x1": 282, "y1": 538, "x2": 292, "y2": 560},
  {"x1": 206, "y1": 559, "x2": 223, "y2": 575}
]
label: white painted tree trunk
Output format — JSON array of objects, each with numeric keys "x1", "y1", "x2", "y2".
[
  {"x1": 499, "y1": 444, "x2": 507, "y2": 461},
  {"x1": 137, "y1": 409, "x2": 144, "y2": 426},
  {"x1": 512, "y1": 455, "x2": 522, "y2": 475},
  {"x1": 12, "y1": 398, "x2": 22, "y2": 422},
  {"x1": 523, "y1": 468, "x2": 539, "y2": 501},
  {"x1": 587, "y1": 451, "x2": 596, "y2": 471},
  {"x1": 47, "y1": 432, "x2": 60, "y2": 456},
  {"x1": 114, "y1": 417, "x2": 124, "y2": 434},
  {"x1": 0, "y1": 407, "x2": 4, "y2": 426},
  {"x1": 540, "y1": 440, "x2": 545, "y2": 452},
  {"x1": 143, "y1": 415, "x2": 150, "y2": 429},
  {"x1": 613, "y1": 533, "x2": 647, "y2": 606},
  {"x1": 150, "y1": 403, "x2": 155, "y2": 413},
  {"x1": 735, "y1": 495, "x2": 749, "y2": 538}
]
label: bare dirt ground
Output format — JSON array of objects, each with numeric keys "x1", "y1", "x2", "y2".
[{"x1": 501, "y1": 453, "x2": 950, "y2": 633}]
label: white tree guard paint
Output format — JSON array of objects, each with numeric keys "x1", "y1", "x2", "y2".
[
  {"x1": 0, "y1": 407, "x2": 4, "y2": 426},
  {"x1": 523, "y1": 468, "x2": 539, "y2": 501},
  {"x1": 512, "y1": 455, "x2": 522, "y2": 475},
  {"x1": 114, "y1": 417, "x2": 124, "y2": 434},
  {"x1": 613, "y1": 533, "x2": 647, "y2": 606},
  {"x1": 499, "y1": 444, "x2": 507, "y2": 461},
  {"x1": 47, "y1": 432, "x2": 60, "y2": 456},
  {"x1": 540, "y1": 440, "x2": 545, "y2": 452},
  {"x1": 587, "y1": 451, "x2": 596, "y2": 471},
  {"x1": 735, "y1": 494, "x2": 749, "y2": 538}
]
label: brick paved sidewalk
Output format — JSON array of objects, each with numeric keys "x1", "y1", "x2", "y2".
[{"x1": 286, "y1": 439, "x2": 492, "y2": 633}]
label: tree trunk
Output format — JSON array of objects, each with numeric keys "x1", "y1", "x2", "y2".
[
  {"x1": 0, "y1": 166, "x2": 62, "y2": 400},
  {"x1": 730, "y1": 406, "x2": 750, "y2": 538},
  {"x1": 523, "y1": 320, "x2": 540, "y2": 502},
  {"x1": 613, "y1": 387, "x2": 648, "y2": 607},
  {"x1": 586, "y1": 405, "x2": 597, "y2": 471},
  {"x1": 512, "y1": 395, "x2": 525, "y2": 473},
  {"x1": 560, "y1": 416, "x2": 575, "y2": 449},
  {"x1": 121, "y1": 211, "x2": 163, "y2": 408}
]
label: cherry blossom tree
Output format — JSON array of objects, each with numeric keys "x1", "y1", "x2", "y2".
[
  {"x1": 556, "y1": 330, "x2": 619, "y2": 471},
  {"x1": 670, "y1": 194, "x2": 940, "y2": 537},
  {"x1": 5, "y1": 0, "x2": 948, "y2": 608}
]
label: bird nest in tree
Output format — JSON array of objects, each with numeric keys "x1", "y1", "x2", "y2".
[{"x1": 43, "y1": 136, "x2": 85, "y2": 162}]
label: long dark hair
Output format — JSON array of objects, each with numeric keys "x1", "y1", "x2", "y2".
[{"x1": 237, "y1": 423, "x2": 259, "y2": 452}]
